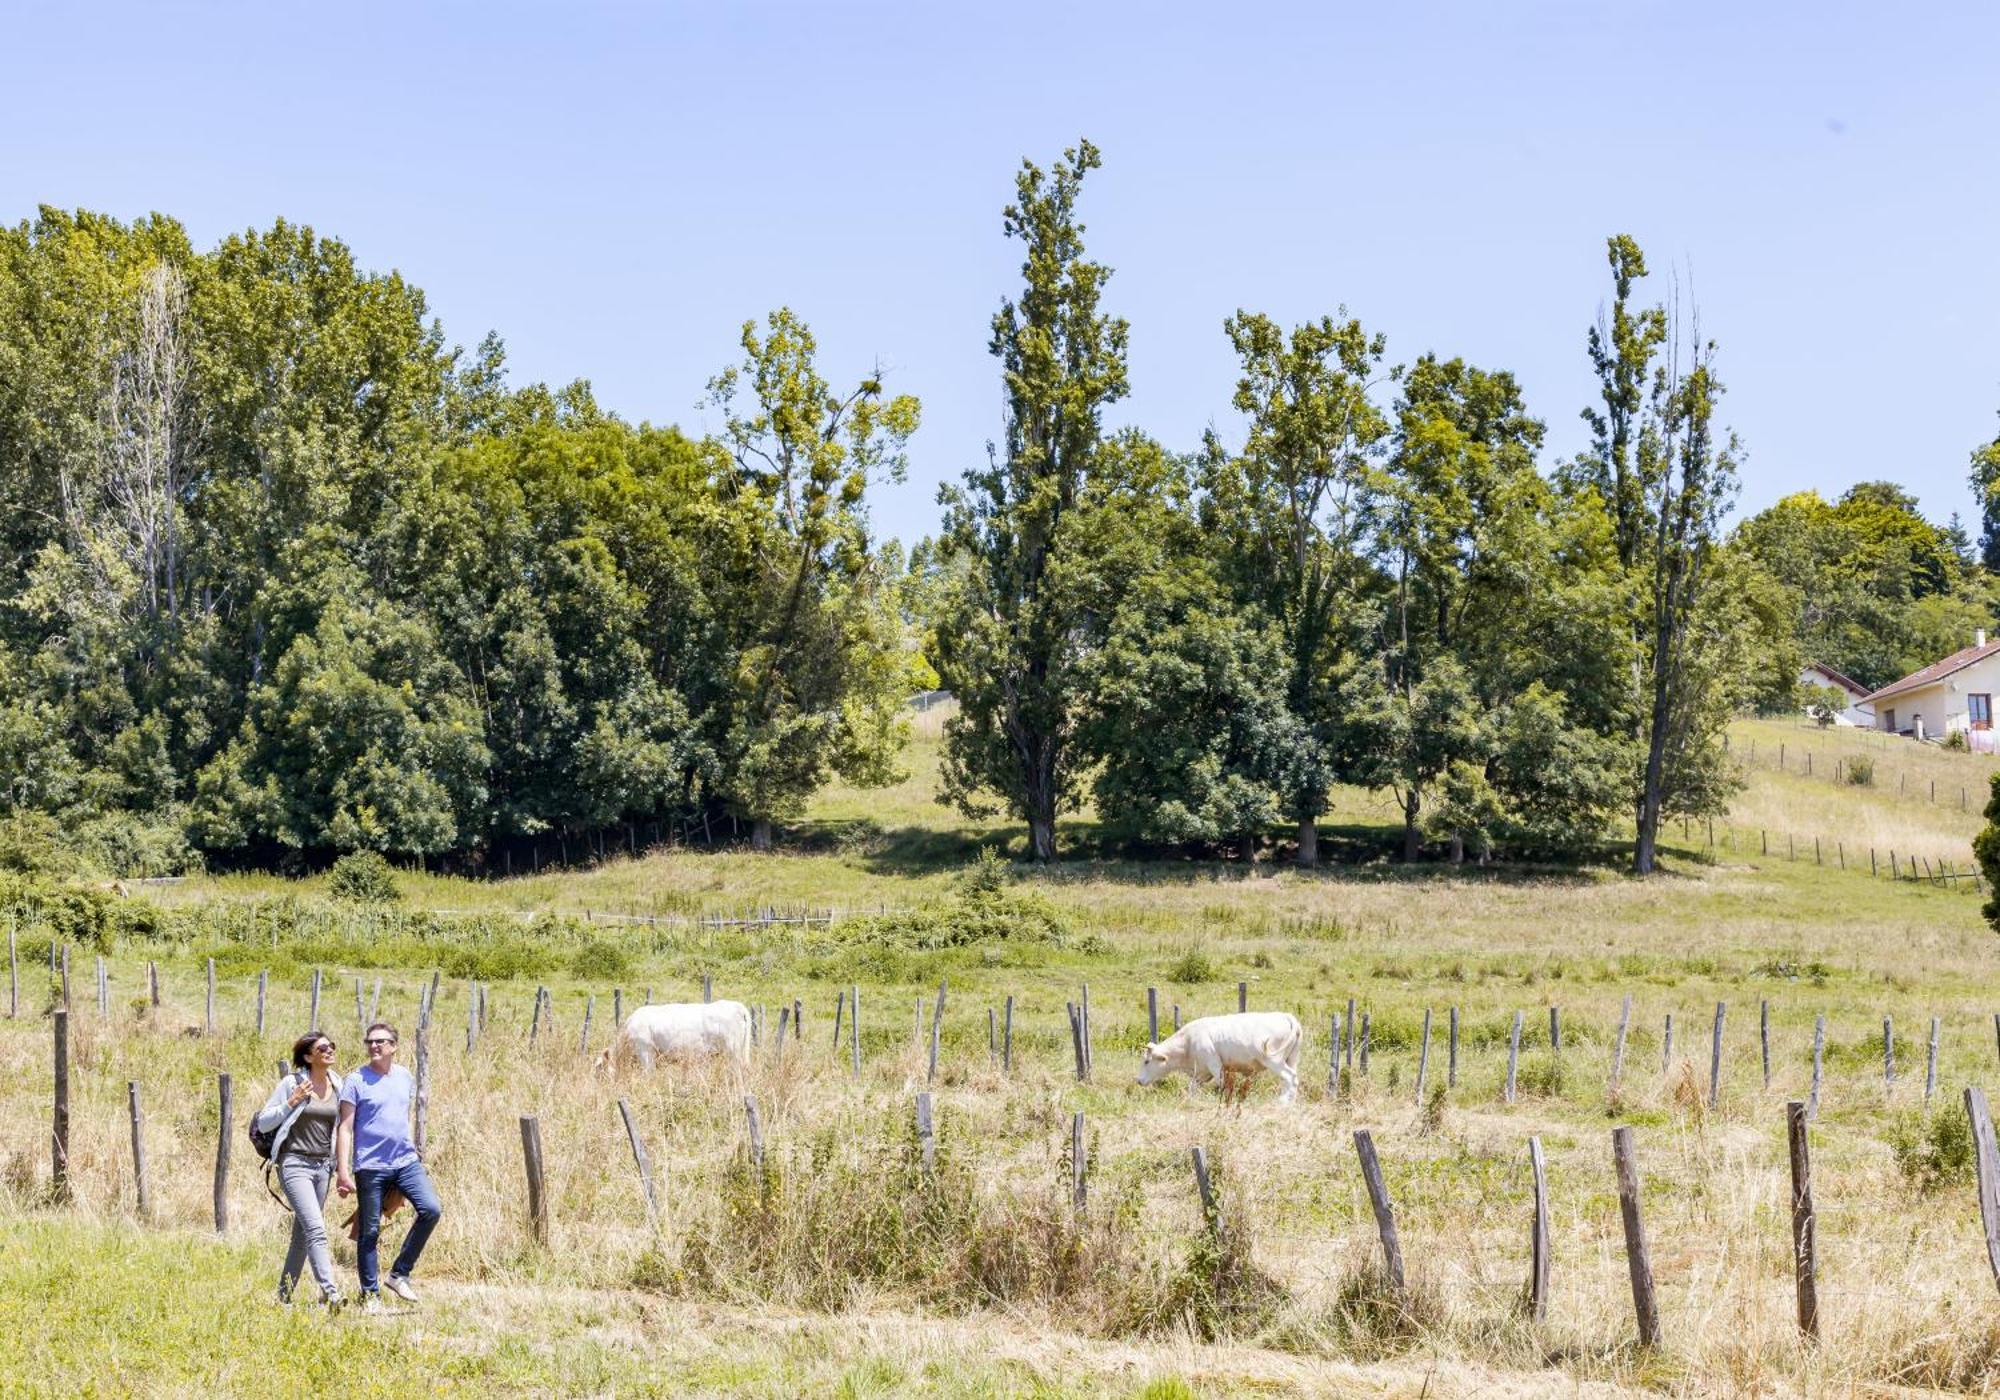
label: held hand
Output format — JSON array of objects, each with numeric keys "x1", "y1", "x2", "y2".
[{"x1": 336, "y1": 1174, "x2": 354, "y2": 1197}]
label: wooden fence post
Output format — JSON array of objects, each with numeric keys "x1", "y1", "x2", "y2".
[
  {"x1": 1927, "y1": 1016, "x2": 1941, "y2": 1106},
  {"x1": 309, "y1": 969, "x2": 321, "y2": 1033},
  {"x1": 96, "y1": 956, "x2": 106, "y2": 1017},
  {"x1": 616, "y1": 1098, "x2": 659, "y2": 1225},
  {"x1": 927, "y1": 979, "x2": 947, "y2": 1086},
  {"x1": 1414, "y1": 1008, "x2": 1432, "y2": 1106},
  {"x1": 1071, "y1": 1111, "x2": 1087, "y2": 1218},
  {"x1": 1329, "y1": 1013, "x2": 1342, "y2": 1095},
  {"x1": 1528, "y1": 1135, "x2": 1551, "y2": 1324},
  {"x1": 914, "y1": 1092, "x2": 935, "y2": 1177},
  {"x1": 703, "y1": 973, "x2": 713, "y2": 1003},
  {"x1": 1963, "y1": 1087, "x2": 2000, "y2": 1293},
  {"x1": 985, "y1": 1007, "x2": 994, "y2": 1065},
  {"x1": 1612, "y1": 1126, "x2": 1661, "y2": 1347},
  {"x1": 1448, "y1": 1006, "x2": 1460, "y2": 1089},
  {"x1": 1359, "y1": 1012, "x2": 1372, "y2": 1075},
  {"x1": 1663, "y1": 1012, "x2": 1674, "y2": 1075},
  {"x1": 128, "y1": 1081, "x2": 148, "y2": 1220},
  {"x1": 1808, "y1": 1014, "x2": 1826, "y2": 1120},
  {"x1": 256, "y1": 970, "x2": 267, "y2": 1036},
  {"x1": 1191, "y1": 1147, "x2": 1219, "y2": 1238},
  {"x1": 1238, "y1": 981, "x2": 1247, "y2": 1014},
  {"x1": 1549, "y1": 1005, "x2": 1562, "y2": 1058},
  {"x1": 52, "y1": 1008, "x2": 69, "y2": 1202},
  {"x1": 1147, "y1": 987, "x2": 1158, "y2": 1044},
  {"x1": 1611, "y1": 994, "x2": 1633, "y2": 1091},
  {"x1": 1505, "y1": 1010, "x2": 1523, "y2": 1104},
  {"x1": 1787, "y1": 1100, "x2": 1819, "y2": 1340},
  {"x1": 832, "y1": 988, "x2": 845, "y2": 1051},
  {"x1": 1709, "y1": 1002, "x2": 1726, "y2": 1111},
  {"x1": 744, "y1": 1096, "x2": 765, "y2": 1171},
  {"x1": 1067, "y1": 1002, "x2": 1087, "y2": 1082},
  {"x1": 414, "y1": 1023, "x2": 431, "y2": 1153},
  {"x1": 1760, "y1": 1000, "x2": 1770, "y2": 1090},
  {"x1": 213, "y1": 1072, "x2": 232, "y2": 1234},
  {"x1": 466, "y1": 980, "x2": 479, "y2": 1054},
  {"x1": 1080, "y1": 984, "x2": 1093, "y2": 1077},
  {"x1": 1353, "y1": 1130, "x2": 1407, "y2": 1294},
  {"x1": 520, "y1": 1115, "x2": 548, "y2": 1245}
]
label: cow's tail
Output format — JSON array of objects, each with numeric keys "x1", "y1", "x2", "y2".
[{"x1": 1279, "y1": 1015, "x2": 1303, "y2": 1072}]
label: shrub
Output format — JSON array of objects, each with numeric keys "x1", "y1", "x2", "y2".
[
  {"x1": 569, "y1": 938, "x2": 632, "y2": 980},
  {"x1": 327, "y1": 852, "x2": 400, "y2": 905},
  {"x1": 838, "y1": 884, "x2": 1074, "y2": 952},
  {"x1": 1945, "y1": 729, "x2": 1971, "y2": 752},
  {"x1": 1891, "y1": 1105, "x2": 1974, "y2": 1192},
  {"x1": 1167, "y1": 945, "x2": 1216, "y2": 984},
  {"x1": 1846, "y1": 755, "x2": 1875, "y2": 786}
]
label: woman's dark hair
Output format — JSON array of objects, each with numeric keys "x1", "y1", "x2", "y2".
[{"x1": 291, "y1": 1032, "x2": 333, "y2": 1069}]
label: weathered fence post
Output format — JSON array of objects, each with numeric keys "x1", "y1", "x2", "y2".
[
  {"x1": 1927, "y1": 1016, "x2": 1941, "y2": 1106},
  {"x1": 214, "y1": 1072, "x2": 232, "y2": 1233},
  {"x1": 1549, "y1": 1005, "x2": 1562, "y2": 1058},
  {"x1": 1611, "y1": 993, "x2": 1633, "y2": 1092},
  {"x1": 1964, "y1": 1087, "x2": 2000, "y2": 1293},
  {"x1": 1359, "y1": 1012, "x2": 1372, "y2": 1075},
  {"x1": 1808, "y1": 1014, "x2": 1826, "y2": 1119},
  {"x1": 466, "y1": 980, "x2": 479, "y2": 1054},
  {"x1": 616, "y1": 1098, "x2": 659, "y2": 1225},
  {"x1": 1760, "y1": 1000, "x2": 1771, "y2": 1090},
  {"x1": 1414, "y1": 1008, "x2": 1432, "y2": 1105},
  {"x1": 1147, "y1": 986, "x2": 1159, "y2": 1044},
  {"x1": 256, "y1": 970, "x2": 268, "y2": 1036},
  {"x1": 743, "y1": 1096, "x2": 765, "y2": 1171},
  {"x1": 927, "y1": 979, "x2": 947, "y2": 1086},
  {"x1": 96, "y1": 955, "x2": 107, "y2": 1017},
  {"x1": 128, "y1": 1081, "x2": 148, "y2": 1220},
  {"x1": 1448, "y1": 1006, "x2": 1460, "y2": 1088},
  {"x1": 1709, "y1": 1002, "x2": 1726, "y2": 1111},
  {"x1": 703, "y1": 973, "x2": 713, "y2": 1003},
  {"x1": 52, "y1": 1008, "x2": 70, "y2": 1202},
  {"x1": 1612, "y1": 1126, "x2": 1660, "y2": 1347},
  {"x1": 1067, "y1": 1002, "x2": 1087, "y2": 1082},
  {"x1": 1238, "y1": 981, "x2": 1247, "y2": 1014},
  {"x1": 1191, "y1": 1147, "x2": 1219, "y2": 1238},
  {"x1": 1071, "y1": 1111, "x2": 1087, "y2": 1218},
  {"x1": 914, "y1": 1092, "x2": 935, "y2": 1177},
  {"x1": 520, "y1": 1115, "x2": 548, "y2": 1245},
  {"x1": 414, "y1": 1022, "x2": 431, "y2": 1153},
  {"x1": 832, "y1": 988, "x2": 845, "y2": 1051},
  {"x1": 309, "y1": 969, "x2": 321, "y2": 1033},
  {"x1": 580, "y1": 995, "x2": 595, "y2": 1056},
  {"x1": 1528, "y1": 1135, "x2": 1551, "y2": 1324},
  {"x1": 1353, "y1": 1130, "x2": 1407, "y2": 1294},
  {"x1": 1505, "y1": 1010, "x2": 1523, "y2": 1104},
  {"x1": 985, "y1": 1007, "x2": 994, "y2": 1065},
  {"x1": 149, "y1": 957, "x2": 160, "y2": 1009},
  {"x1": 1787, "y1": 1100, "x2": 1819, "y2": 1340}
]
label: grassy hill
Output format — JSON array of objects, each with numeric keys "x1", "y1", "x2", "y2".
[{"x1": 6, "y1": 711, "x2": 2000, "y2": 1395}]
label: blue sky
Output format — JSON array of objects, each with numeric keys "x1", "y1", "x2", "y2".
[{"x1": 6, "y1": 2, "x2": 1998, "y2": 546}]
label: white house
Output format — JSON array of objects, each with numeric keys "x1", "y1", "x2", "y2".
[
  {"x1": 1797, "y1": 661, "x2": 1874, "y2": 727},
  {"x1": 1864, "y1": 630, "x2": 2000, "y2": 750}
]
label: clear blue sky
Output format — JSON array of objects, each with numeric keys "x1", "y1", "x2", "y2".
[{"x1": 7, "y1": 3, "x2": 1998, "y2": 546}]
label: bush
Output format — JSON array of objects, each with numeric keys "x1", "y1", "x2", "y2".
[
  {"x1": 327, "y1": 852, "x2": 400, "y2": 905},
  {"x1": 569, "y1": 938, "x2": 632, "y2": 980},
  {"x1": 1891, "y1": 1105, "x2": 1975, "y2": 1192},
  {"x1": 1945, "y1": 729, "x2": 1971, "y2": 752},
  {"x1": 838, "y1": 884, "x2": 1074, "y2": 952},
  {"x1": 1167, "y1": 945, "x2": 1216, "y2": 984},
  {"x1": 1846, "y1": 755, "x2": 1875, "y2": 786}
]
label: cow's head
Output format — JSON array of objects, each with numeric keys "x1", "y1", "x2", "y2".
[{"x1": 1136, "y1": 1043, "x2": 1170, "y2": 1086}]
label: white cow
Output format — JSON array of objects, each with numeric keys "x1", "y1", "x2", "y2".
[
  {"x1": 598, "y1": 999, "x2": 753, "y2": 1073},
  {"x1": 1136, "y1": 1011, "x2": 1303, "y2": 1104}
]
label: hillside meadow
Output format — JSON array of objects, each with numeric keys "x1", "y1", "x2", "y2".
[{"x1": 5, "y1": 715, "x2": 2000, "y2": 1396}]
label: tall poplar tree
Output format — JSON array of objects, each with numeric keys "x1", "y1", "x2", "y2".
[{"x1": 932, "y1": 141, "x2": 1129, "y2": 862}]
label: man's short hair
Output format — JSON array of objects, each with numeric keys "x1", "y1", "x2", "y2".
[{"x1": 365, "y1": 1021, "x2": 398, "y2": 1043}]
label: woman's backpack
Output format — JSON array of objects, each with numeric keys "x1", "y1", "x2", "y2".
[{"x1": 250, "y1": 1072, "x2": 300, "y2": 1161}]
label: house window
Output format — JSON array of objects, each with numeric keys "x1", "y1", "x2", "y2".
[{"x1": 1973, "y1": 694, "x2": 1992, "y2": 731}]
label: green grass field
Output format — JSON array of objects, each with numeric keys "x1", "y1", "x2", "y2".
[{"x1": 6, "y1": 712, "x2": 2000, "y2": 1396}]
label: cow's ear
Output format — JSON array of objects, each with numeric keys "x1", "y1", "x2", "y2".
[{"x1": 1143, "y1": 1042, "x2": 1157, "y2": 1056}]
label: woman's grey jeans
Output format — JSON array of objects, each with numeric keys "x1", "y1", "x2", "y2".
[{"x1": 277, "y1": 1155, "x2": 339, "y2": 1302}]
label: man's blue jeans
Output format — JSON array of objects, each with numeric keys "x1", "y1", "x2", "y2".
[{"x1": 353, "y1": 1159, "x2": 442, "y2": 1294}]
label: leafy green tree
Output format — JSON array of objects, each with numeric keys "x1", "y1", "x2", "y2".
[
  {"x1": 706, "y1": 308, "x2": 921, "y2": 849},
  {"x1": 933, "y1": 142, "x2": 1129, "y2": 863},
  {"x1": 1202, "y1": 310, "x2": 1391, "y2": 866}
]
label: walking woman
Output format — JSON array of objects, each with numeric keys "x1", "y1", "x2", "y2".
[{"x1": 255, "y1": 1032, "x2": 346, "y2": 1308}]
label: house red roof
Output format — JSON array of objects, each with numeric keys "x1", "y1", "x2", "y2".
[
  {"x1": 1865, "y1": 640, "x2": 2000, "y2": 704},
  {"x1": 1802, "y1": 661, "x2": 1869, "y2": 698}
]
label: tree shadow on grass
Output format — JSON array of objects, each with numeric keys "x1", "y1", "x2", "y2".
[{"x1": 792, "y1": 815, "x2": 1672, "y2": 889}]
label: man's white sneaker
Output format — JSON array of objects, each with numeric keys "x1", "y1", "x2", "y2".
[
  {"x1": 385, "y1": 1275, "x2": 419, "y2": 1304},
  {"x1": 360, "y1": 1294, "x2": 383, "y2": 1315}
]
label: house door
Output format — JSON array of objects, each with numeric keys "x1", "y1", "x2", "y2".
[{"x1": 1972, "y1": 694, "x2": 1992, "y2": 731}]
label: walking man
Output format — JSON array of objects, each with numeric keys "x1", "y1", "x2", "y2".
[{"x1": 336, "y1": 1021, "x2": 442, "y2": 1309}]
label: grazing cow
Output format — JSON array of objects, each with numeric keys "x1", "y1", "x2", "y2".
[
  {"x1": 1136, "y1": 1011, "x2": 1303, "y2": 1104},
  {"x1": 597, "y1": 999, "x2": 753, "y2": 1073}
]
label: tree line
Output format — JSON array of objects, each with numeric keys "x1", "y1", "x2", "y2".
[{"x1": 3, "y1": 143, "x2": 1994, "y2": 877}]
